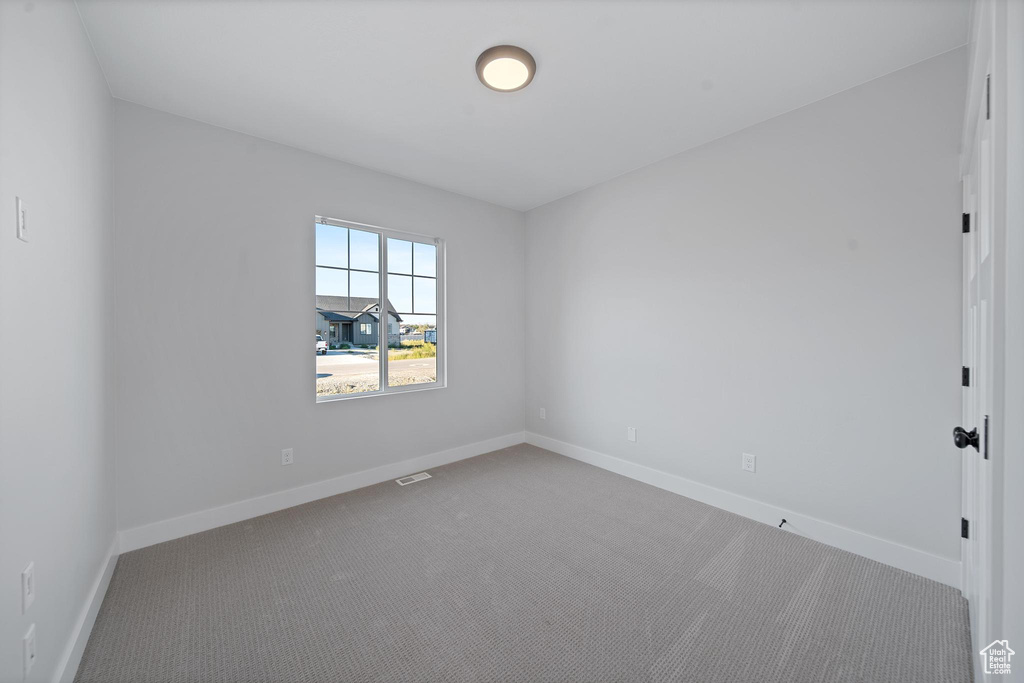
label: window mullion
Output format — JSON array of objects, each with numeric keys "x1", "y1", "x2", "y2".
[{"x1": 380, "y1": 233, "x2": 388, "y2": 393}]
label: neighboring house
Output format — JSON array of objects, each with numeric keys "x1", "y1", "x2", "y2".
[{"x1": 316, "y1": 296, "x2": 402, "y2": 347}]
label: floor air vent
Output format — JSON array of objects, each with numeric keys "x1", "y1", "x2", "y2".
[{"x1": 395, "y1": 472, "x2": 432, "y2": 486}]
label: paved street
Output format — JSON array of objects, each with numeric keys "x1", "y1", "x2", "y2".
[{"x1": 316, "y1": 350, "x2": 434, "y2": 378}]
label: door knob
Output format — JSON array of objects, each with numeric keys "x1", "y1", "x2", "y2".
[{"x1": 953, "y1": 426, "x2": 979, "y2": 451}]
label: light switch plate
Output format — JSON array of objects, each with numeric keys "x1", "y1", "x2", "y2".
[
  {"x1": 539, "y1": 408, "x2": 546, "y2": 420},
  {"x1": 16, "y1": 197, "x2": 27, "y2": 242},
  {"x1": 627, "y1": 426, "x2": 637, "y2": 443},
  {"x1": 21, "y1": 562, "x2": 35, "y2": 613}
]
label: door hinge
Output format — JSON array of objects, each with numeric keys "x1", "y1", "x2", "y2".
[
  {"x1": 986, "y1": 74, "x2": 991, "y2": 120},
  {"x1": 962, "y1": 518, "x2": 970, "y2": 539},
  {"x1": 963, "y1": 213, "x2": 971, "y2": 233},
  {"x1": 962, "y1": 366, "x2": 970, "y2": 387},
  {"x1": 984, "y1": 415, "x2": 989, "y2": 460}
]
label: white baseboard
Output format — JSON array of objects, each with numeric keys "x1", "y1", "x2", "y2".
[
  {"x1": 116, "y1": 428, "x2": 959, "y2": 587},
  {"x1": 118, "y1": 431, "x2": 527, "y2": 553},
  {"x1": 54, "y1": 536, "x2": 119, "y2": 683},
  {"x1": 526, "y1": 432, "x2": 961, "y2": 589}
]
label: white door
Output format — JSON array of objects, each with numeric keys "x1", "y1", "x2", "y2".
[{"x1": 959, "y1": 68, "x2": 994, "y2": 658}]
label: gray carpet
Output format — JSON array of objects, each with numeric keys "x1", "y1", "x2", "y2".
[{"x1": 76, "y1": 444, "x2": 972, "y2": 682}]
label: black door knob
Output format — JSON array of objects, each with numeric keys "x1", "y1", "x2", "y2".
[{"x1": 953, "y1": 426, "x2": 979, "y2": 451}]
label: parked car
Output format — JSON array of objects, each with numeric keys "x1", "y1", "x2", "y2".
[{"x1": 316, "y1": 335, "x2": 328, "y2": 355}]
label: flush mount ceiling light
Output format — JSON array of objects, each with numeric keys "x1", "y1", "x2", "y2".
[{"x1": 476, "y1": 45, "x2": 536, "y2": 92}]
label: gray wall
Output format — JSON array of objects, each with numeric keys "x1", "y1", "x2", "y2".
[
  {"x1": 0, "y1": 2, "x2": 115, "y2": 681},
  {"x1": 113, "y1": 102, "x2": 526, "y2": 531},
  {"x1": 524, "y1": 49, "x2": 967, "y2": 562}
]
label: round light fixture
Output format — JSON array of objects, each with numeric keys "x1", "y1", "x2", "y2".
[{"x1": 476, "y1": 45, "x2": 536, "y2": 92}]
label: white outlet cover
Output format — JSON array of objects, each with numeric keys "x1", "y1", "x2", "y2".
[
  {"x1": 742, "y1": 453, "x2": 756, "y2": 472},
  {"x1": 281, "y1": 448, "x2": 293, "y2": 466},
  {"x1": 16, "y1": 197, "x2": 27, "y2": 242},
  {"x1": 21, "y1": 562, "x2": 35, "y2": 613},
  {"x1": 23, "y1": 623, "x2": 36, "y2": 678}
]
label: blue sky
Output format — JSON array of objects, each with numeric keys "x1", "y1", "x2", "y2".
[{"x1": 316, "y1": 223, "x2": 436, "y2": 322}]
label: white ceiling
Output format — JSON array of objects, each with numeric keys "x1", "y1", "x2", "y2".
[{"x1": 77, "y1": 0, "x2": 969, "y2": 211}]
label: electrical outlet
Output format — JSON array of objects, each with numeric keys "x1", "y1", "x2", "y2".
[
  {"x1": 281, "y1": 448, "x2": 293, "y2": 466},
  {"x1": 23, "y1": 624, "x2": 36, "y2": 678},
  {"x1": 539, "y1": 408, "x2": 546, "y2": 420},
  {"x1": 21, "y1": 562, "x2": 35, "y2": 613},
  {"x1": 16, "y1": 197, "x2": 27, "y2": 242},
  {"x1": 742, "y1": 453, "x2": 756, "y2": 473},
  {"x1": 626, "y1": 426, "x2": 637, "y2": 443}
]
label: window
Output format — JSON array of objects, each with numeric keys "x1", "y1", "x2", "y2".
[{"x1": 315, "y1": 217, "x2": 444, "y2": 400}]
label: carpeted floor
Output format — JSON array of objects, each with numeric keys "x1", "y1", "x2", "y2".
[{"x1": 76, "y1": 444, "x2": 972, "y2": 682}]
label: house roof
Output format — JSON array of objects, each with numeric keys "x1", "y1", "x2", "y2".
[
  {"x1": 317, "y1": 310, "x2": 354, "y2": 323},
  {"x1": 316, "y1": 295, "x2": 402, "y2": 322}
]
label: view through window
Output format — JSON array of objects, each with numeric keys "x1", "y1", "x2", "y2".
[{"x1": 315, "y1": 218, "x2": 442, "y2": 399}]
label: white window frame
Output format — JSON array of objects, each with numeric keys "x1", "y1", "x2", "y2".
[{"x1": 315, "y1": 215, "x2": 446, "y2": 402}]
